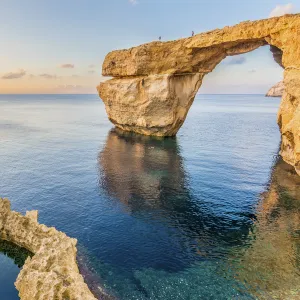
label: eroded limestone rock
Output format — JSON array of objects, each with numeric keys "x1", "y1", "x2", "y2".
[
  {"x1": 98, "y1": 14, "x2": 300, "y2": 176},
  {"x1": 99, "y1": 74, "x2": 203, "y2": 136},
  {"x1": 266, "y1": 81, "x2": 284, "y2": 97},
  {"x1": 0, "y1": 198, "x2": 97, "y2": 300}
]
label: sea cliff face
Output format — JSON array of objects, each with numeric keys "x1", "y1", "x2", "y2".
[
  {"x1": 0, "y1": 198, "x2": 97, "y2": 300},
  {"x1": 266, "y1": 81, "x2": 284, "y2": 97},
  {"x1": 98, "y1": 14, "x2": 300, "y2": 176}
]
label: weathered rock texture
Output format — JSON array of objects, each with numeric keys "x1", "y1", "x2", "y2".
[
  {"x1": 266, "y1": 81, "x2": 285, "y2": 97},
  {"x1": 0, "y1": 198, "x2": 97, "y2": 300},
  {"x1": 98, "y1": 14, "x2": 300, "y2": 176}
]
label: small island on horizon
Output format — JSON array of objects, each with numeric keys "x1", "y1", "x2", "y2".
[{"x1": 266, "y1": 81, "x2": 284, "y2": 97}]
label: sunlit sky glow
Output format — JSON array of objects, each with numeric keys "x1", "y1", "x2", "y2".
[{"x1": 0, "y1": 0, "x2": 299, "y2": 94}]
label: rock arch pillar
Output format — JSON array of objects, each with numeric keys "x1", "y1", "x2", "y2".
[{"x1": 98, "y1": 73, "x2": 204, "y2": 136}]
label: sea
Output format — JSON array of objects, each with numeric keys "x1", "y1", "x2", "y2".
[{"x1": 0, "y1": 94, "x2": 299, "y2": 299}]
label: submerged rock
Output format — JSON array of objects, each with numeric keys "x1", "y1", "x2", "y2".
[
  {"x1": 98, "y1": 14, "x2": 300, "y2": 176},
  {"x1": 0, "y1": 198, "x2": 98, "y2": 300},
  {"x1": 266, "y1": 81, "x2": 284, "y2": 97}
]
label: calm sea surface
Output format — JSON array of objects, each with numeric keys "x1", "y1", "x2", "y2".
[{"x1": 1, "y1": 94, "x2": 300, "y2": 299}]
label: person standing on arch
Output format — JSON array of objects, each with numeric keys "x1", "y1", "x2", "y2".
[
  {"x1": 159, "y1": 36, "x2": 162, "y2": 41},
  {"x1": 192, "y1": 31, "x2": 194, "y2": 36}
]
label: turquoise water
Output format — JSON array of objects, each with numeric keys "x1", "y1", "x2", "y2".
[{"x1": 1, "y1": 94, "x2": 300, "y2": 299}]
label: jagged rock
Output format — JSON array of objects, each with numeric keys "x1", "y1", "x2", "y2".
[
  {"x1": 266, "y1": 81, "x2": 284, "y2": 97},
  {"x1": 98, "y1": 14, "x2": 300, "y2": 176},
  {"x1": 0, "y1": 198, "x2": 97, "y2": 300}
]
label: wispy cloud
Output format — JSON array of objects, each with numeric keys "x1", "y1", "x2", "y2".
[
  {"x1": 249, "y1": 69, "x2": 257, "y2": 73},
  {"x1": 60, "y1": 63, "x2": 75, "y2": 69},
  {"x1": 269, "y1": 3, "x2": 295, "y2": 17},
  {"x1": 2, "y1": 69, "x2": 26, "y2": 79},
  {"x1": 88, "y1": 64, "x2": 96, "y2": 68},
  {"x1": 88, "y1": 70, "x2": 96, "y2": 74},
  {"x1": 226, "y1": 56, "x2": 247, "y2": 65},
  {"x1": 129, "y1": 0, "x2": 138, "y2": 5},
  {"x1": 39, "y1": 73, "x2": 58, "y2": 79},
  {"x1": 56, "y1": 84, "x2": 82, "y2": 89}
]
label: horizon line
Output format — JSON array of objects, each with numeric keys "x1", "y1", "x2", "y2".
[{"x1": 0, "y1": 93, "x2": 268, "y2": 96}]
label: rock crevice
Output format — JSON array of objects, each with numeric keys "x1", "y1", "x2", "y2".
[{"x1": 98, "y1": 14, "x2": 300, "y2": 176}]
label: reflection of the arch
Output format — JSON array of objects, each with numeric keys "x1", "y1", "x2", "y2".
[
  {"x1": 229, "y1": 158, "x2": 300, "y2": 298},
  {"x1": 99, "y1": 129, "x2": 256, "y2": 262},
  {"x1": 0, "y1": 240, "x2": 32, "y2": 268},
  {"x1": 99, "y1": 128, "x2": 184, "y2": 209}
]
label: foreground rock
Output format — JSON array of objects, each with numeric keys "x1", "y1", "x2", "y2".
[
  {"x1": 98, "y1": 14, "x2": 300, "y2": 176},
  {"x1": 266, "y1": 81, "x2": 284, "y2": 97},
  {"x1": 0, "y1": 198, "x2": 97, "y2": 300}
]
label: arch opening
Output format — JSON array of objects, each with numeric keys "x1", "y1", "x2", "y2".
[{"x1": 199, "y1": 44, "x2": 283, "y2": 94}]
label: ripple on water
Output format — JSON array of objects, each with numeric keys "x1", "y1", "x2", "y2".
[{"x1": 2, "y1": 95, "x2": 300, "y2": 299}]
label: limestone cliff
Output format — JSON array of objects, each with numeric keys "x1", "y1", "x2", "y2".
[
  {"x1": 0, "y1": 198, "x2": 97, "y2": 300},
  {"x1": 266, "y1": 81, "x2": 284, "y2": 97},
  {"x1": 98, "y1": 14, "x2": 300, "y2": 176}
]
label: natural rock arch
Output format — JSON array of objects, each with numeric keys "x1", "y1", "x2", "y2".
[{"x1": 98, "y1": 14, "x2": 300, "y2": 176}]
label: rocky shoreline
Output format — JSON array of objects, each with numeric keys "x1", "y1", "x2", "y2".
[{"x1": 0, "y1": 198, "x2": 100, "y2": 300}]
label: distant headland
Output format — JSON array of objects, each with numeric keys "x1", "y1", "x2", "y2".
[{"x1": 266, "y1": 81, "x2": 284, "y2": 97}]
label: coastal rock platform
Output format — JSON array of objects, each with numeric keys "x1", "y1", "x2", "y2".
[{"x1": 0, "y1": 198, "x2": 97, "y2": 300}]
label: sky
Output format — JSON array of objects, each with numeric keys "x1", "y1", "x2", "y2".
[{"x1": 0, "y1": 0, "x2": 299, "y2": 94}]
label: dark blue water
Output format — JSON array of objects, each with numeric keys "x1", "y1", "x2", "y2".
[
  {"x1": 1, "y1": 94, "x2": 300, "y2": 299},
  {"x1": 0, "y1": 251, "x2": 20, "y2": 299}
]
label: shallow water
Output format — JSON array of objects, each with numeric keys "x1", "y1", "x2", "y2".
[
  {"x1": 0, "y1": 240, "x2": 32, "y2": 300},
  {"x1": 0, "y1": 94, "x2": 299, "y2": 299}
]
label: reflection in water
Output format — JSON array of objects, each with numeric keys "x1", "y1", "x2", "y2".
[
  {"x1": 99, "y1": 128, "x2": 185, "y2": 209},
  {"x1": 230, "y1": 158, "x2": 300, "y2": 299},
  {"x1": 99, "y1": 129, "x2": 300, "y2": 298},
  {"x1": 99, "y1": 129, "x2": 255, "y2": 266}
]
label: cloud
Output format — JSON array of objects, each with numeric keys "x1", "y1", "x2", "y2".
[
  {"x1": 2, "y1": 69, "x2": 26, "y2": 79},
  {"x1": 39, "y1": 73, "x2": 58, "y2": 79},
  {"x1": 129, "y1": 0, "x2": 138, "y2": 5},
  {"x1": 88, "y1": 70, "x2": 96, "y2": 74},
  {"x1": 269, "y1": 3, "x2": 295, "y2": 17},
  {"x1": 226, "y1": 56, "x2": 247, "y2": 65},
  {"x1": 60, "y1": 64, "x2": 75, "y2": 69},
  {"x1": 88, "y1": 64, "x2": 96, "y2": 68},
  {"x1": 249, "y1": 69, "x2": 257, "y2": 73},
  {"x1": 56, "y1": 84, "x2": 82, "y2": 89},
  {"x1": 55, "y1": 84, "x2": 84, "y2": 93}
]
